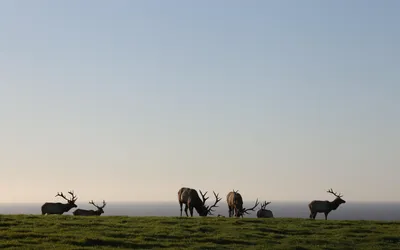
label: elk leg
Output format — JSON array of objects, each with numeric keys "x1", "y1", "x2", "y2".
[
  {"x1": 184, "y1": 204, "x2": 189, "y2": 217},
  {"x1": 324, "y1": 212, "x2": 329, "y2": 220},
  {"x1": 189, "y1": 207, "x2": 194, "y2": 217},
  {"x1": 234, "y1": 208, "x2": 239, "y2": 217},
  {"x1": 179, "y1": 202, "x2": 183, "y2": 217},
  {"x1": 310, "y1": 212, "x2": 316, "y2": 219},
  {"x1": 228, "y1": 206, "x2": 232, "y2": 217}
]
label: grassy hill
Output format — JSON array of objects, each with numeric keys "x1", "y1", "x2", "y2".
[{"x1": 0, "y1": 215, "x2": 399, "y2": 249}]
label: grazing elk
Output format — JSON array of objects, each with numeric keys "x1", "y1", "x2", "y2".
[
  {"x1": 41, "y1": 191, "x2": 78, "y2": 215},
  {"x1": 309, "y1": 188, "x2": 346, "y2": 220},
  {"x1": 257, "y1": 201, "x2": 274, "y2": 218},
  {"x1": 73, "y1": 200, "x2": 107, "y2": 216},
  {"x1": 178, "y1": 187, "x2": 222, "y2": 217},
  {"x1": 227, "y1": 190, "x2": 259, "y2": 218}
]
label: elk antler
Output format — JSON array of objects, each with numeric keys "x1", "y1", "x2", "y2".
[
  {"x1": 89, "y1": 200, "x2": 96, "y2": 208},
  {"x1": 55, "y1": 192, "x2": 68, "y2": 201},
  {"x1": 56, "y1": 191, "x2": 77, "y2": 202},
  {"x1": 206, "y1": 191, "x2": 222, "y2": 215},
  {"x1": 199, "y1": 190, "x2": 209, "y2": 205},
  {"x1": 327, "y1": 188, "x2": 343, "y2": 198},
  {"x1": 242, "y1": 198, "x2": 259, "y2": 215},
  {"x1": 260, "y1": 201, "x2": 271, "y2": 210},
  {"x1": 89, "y1": 200, "x2": 106, "y2": 209},
  {"x1": 68, "y1": 190, "x2": 78, "y2": 202}
]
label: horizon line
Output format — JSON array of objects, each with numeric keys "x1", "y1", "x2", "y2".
[{"x1": 2, "y1": 200, "x2": 400, "y2": 204}]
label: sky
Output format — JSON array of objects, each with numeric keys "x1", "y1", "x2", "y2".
[{"x1": 1, "y1": 0, "x2": 399, "y2": 203}]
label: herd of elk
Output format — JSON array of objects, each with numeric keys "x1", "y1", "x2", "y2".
[
  {"x1": 38, "y1": 188, "x2": 346, "y2": 220},
  {"x1": 177, "y1": 187, "x2": 345, "y2": 220},
  {"x1": 41, "y1": 191, "x2": 107, "y2": 216},
  {"x1": 178, "y1": 187, "x2": 222, "y2": 217},
  {"x1": 308, "y1": 188, "x2": 346, "y2": 220},
  {"x1": 73, "y1": 200, "x2": 107, "y2": 216}
]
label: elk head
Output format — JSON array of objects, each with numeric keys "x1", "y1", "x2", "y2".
[
  {"x1": 260, "y1": 201, "x2": 271, "y2": 210},
  {"x1": 55, "y1": 191, "x2": 78, "y2": 207},
  {"x1": 327, "y1": 188, "x2": 346, "y2": 205},
  {"x1": 205, "y1": 191, "x2": 222, "y2": 216},
  {"x1": 89, "y1": 200, "x2": 107, "y2": 214},
  {"x1": 237, "y1": 198, "x2": 259, "y2": 218},
  {"x1": 198, "y1": 190, "x2": 222, "y2": 216}
]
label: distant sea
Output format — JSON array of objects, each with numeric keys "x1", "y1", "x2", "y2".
[{"x1": 1, "y1": 201, "x2": 400, "y2": 221}]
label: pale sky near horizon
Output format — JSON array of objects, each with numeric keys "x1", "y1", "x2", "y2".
[{"x1": 1, "y1": 1, "x2": 399, "y2": 203}]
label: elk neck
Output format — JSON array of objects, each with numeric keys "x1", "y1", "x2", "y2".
[
  {"x1": 64, "y1": 202, "x2": 77, "y2": 211},
  {"x1": 194, "y1": 205, "x2": 206, "y2": 216},
  {"x1": 329, "y1": 198, "x2": 342, "y2": 210},
  {"x1": 95, "y1": 209, "x2": 103, "y2": 215}
]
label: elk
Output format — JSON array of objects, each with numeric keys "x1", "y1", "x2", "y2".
[
  {"x1": 257, "y1": 201, "x2": 274, "y2": 218},
  {"x1": 178, "y1": 187, "x2": 222, "y2": 217},
  {"x1": 73, "y1": 200, "x2": 107, "y2": 216},
  {"x1": 226, "y1": 189, "x2": 259, "y2": 218},
  {"x1": 41, "y1": 191, "x2": 78, "y2": 215},
  {"x1": 309, "y1": 188, "x2": 346, "y2": 220}
]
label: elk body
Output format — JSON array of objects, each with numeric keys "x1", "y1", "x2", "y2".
[
  {"x1": 257, "y1": 201, "x2": 274, "y2": 218},
  {"x1": 41, "y1": 191, "x2": 78, "y2": 215},
  {"x1": 226, "y1": 190, "x2": 259, "y2": 218},
  {"x1": 178, "y1": 187, "x2": 222, "y2": 217},
  {"x1": 309, "y1": 188, "x2": 346, "y2": 220},
  {"x1": 73, "y1": 200, "x2": 106, "y2": 216}
]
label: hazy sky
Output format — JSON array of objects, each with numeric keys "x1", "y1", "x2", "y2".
[{"x1": 1, "y1": 1, "x2": 399, "y2": 203}]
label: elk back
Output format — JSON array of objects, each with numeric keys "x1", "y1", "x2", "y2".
[
  {"x1": 257, "y1": 209, "x2": 274, "y2": 218},
  {"x1": 227, "y1": 191, "x2": 243, "y2": 208}
]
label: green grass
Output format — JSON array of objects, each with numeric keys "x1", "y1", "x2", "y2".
[{"x1": 0, "y1": 215, "x2": 399, "y2": 249}]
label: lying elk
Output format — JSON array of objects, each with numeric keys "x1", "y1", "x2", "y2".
[
  {"x1": 73, "y1": 200, "x2": 107, "y2": 216},
  {"x1": 41, "y1": 191, "x2": 78, "y2": 215},
  {"x1": 309, "y1": 188, "x2": 346, "y2": 220},
  {"x1": 257, "y1": 201, "x2": 274, "y2": 218},
  {"x1": 178, "y1": 187, "x2": 222, "y2": 217},
  {"x1": 227, "y1": 190, "x2": 259, "y2": 218}
]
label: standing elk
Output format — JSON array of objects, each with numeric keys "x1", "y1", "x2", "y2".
[
  {"x1": 309, "y1": 188, "x2": 346, "y2": 220},
  {"x1": 257, "y1": 201, "x2": 274, "y2": 218},
  {"x1": 73, "y1": 200, "x2": 107, "y2": 216},
  {"x1": 178, "y1": 187, "x2": 222, "y2": 217},
  {"x1": 227, "y1": 190, "x2": 259, "y2": 218},
  {"x1": 41, "y1": 191, "x2": 78, "y2": 215}
]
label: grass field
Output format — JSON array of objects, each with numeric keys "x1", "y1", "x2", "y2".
[{"x1": 0, "y1": 215, "x2": 399, "y2": 249}]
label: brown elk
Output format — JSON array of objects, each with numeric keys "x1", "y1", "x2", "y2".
[
  {"x1": 257, "y1": 201, "x2": 274, "y2": 218},
  {"x1": 309, "y1": 188, "x2": 346, "y2": 220},
  {"x1": 41, "y1": 191, "x2": 78, "y2": 215},
  {"x1": 73, "y1": 200, "x2": 107, "y2": 216},
  {"x1": 226, "y1": 190, "x2": 259, "y2": 218},
  {"x1": 178, "y1": 187, "x2": 222, "y2": 217}
]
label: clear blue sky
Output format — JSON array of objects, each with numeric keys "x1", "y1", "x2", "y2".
[{"x1": 1, "y1": 0, "x2": 399, "y2": 203}]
